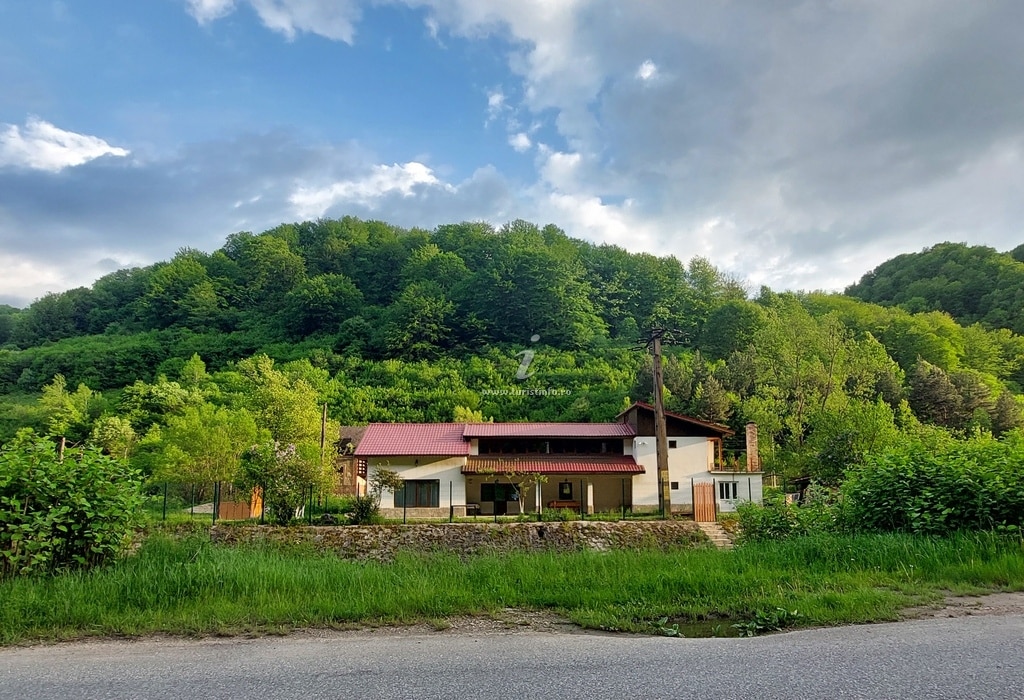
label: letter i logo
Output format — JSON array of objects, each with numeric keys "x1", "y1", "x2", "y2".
[{"x1": 515, "y1": 334, "x2": 541, "y2": 380}]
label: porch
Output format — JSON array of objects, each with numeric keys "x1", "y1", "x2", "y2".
[{"x1": 461, "y1": 455, "x2": 642, "y2": 516}]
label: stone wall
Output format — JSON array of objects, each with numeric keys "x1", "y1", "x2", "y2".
[{"x1": 209, "y1": 520, "x2": 709, "y2": 561}]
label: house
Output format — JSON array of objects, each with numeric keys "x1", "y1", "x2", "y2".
[{"x1": 348, "y1": 402, "x2": 763, "y2": 520}]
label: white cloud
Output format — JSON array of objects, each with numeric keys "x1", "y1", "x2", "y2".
[
  {"x1": 250, "y1": 0, "x2": 361, "y2": 42},
  {"x1": 289, "y1": 161, "x2": 452, "y2": 217},
  {"x1": 539, "y1": 148, "x2": 582, "y2": 191},
  {"x1": 509, "y1": 132, "x2": 531, "y2": 152},
  {"x1": 0, "y1": 117, "x2": 129, "y2": 173},
  {"x1": 186, "y1": 0, "x2": 236, "y2": 23},
  {"x1": 543, "y1": 191, "x2": 659, "y2": 253},
  {"x1": 0, "y1": 252, "x2": 65, "y2": 305},
  {"x1": 186, "y1": 0, "x2": 361, "y2": 42},
  {"x1": 486, "y1": 89, "x2": 507, "y2": 124},
  {"x1": 635, "y1": 59, "x2": 657, "y2": 81}
]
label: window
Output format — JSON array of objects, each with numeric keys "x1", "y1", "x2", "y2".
[
  {"x1": 394, "y1": 480, "x2": 440, "y2": 508},
  {"x1": 670, "y1": 481, "x2": 679, "y2": 490},
  {"x1": 558, "y1": 482, "x2": 573, "y2": 499},
  {"x1": 718, "y1": 481, "x2": 738, "y2": 500},
  {"x1": 669, "y1": 440, "x2": 677, "y2": 449}
]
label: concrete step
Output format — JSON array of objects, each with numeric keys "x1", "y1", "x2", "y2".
[{"x1": 696, "y1": 522, "x2": 734, "y2": 549}]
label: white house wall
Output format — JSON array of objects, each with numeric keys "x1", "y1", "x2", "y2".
[
  {"x1": 632, "y1": 436, "x2": 709, "y2": 508},
  {"x1": 368, "y1": 457, "x2": 467, "y2": 517},
  {"x1": 630, "y1": 435, "x2": 763, "y2": 512}
]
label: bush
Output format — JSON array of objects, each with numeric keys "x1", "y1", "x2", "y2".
[
  {"x1": 541, "y1": 508, "x2": 580, "y2": 522},
  {"x1": 840, "y1": 433, "x2": 1024, "y2": 535},
  {"x1": 348, "y1": 469, "x2": 404, "y2": 525},
  {"x1": 0, "y1": 435, "x2": 142, "y2": 577},
  {"x1": 348, "y1": 495, "x2": 382, "y2": 525},
  {"x1": 735, "y1": 490, "x2": 838, "y2": 543}
]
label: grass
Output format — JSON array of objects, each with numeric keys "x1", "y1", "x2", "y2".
[{"x1": 1, "y1": 532, "x2": 1022, "y2": 644}]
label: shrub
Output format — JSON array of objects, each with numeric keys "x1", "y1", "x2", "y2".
[
  {"x1": 349, "y1": 469, "x2": 404, "y2": 525},
  {"x1": 0, "y1": 434, "x2": 141, "y2": 577},
  {"x1": 735, "y1": 490, "x2": 838, "y2": 543},
  {"x1": 840, "y1": 433, "x2": 1024, "y2": 535},
  {"x1": 541, "y1": 508, "x2": 580, "y2": 522}
]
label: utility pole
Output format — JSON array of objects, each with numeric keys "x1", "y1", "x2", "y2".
[{"x1": 640, "y1": 328, "x2": 681, "y2": 519}]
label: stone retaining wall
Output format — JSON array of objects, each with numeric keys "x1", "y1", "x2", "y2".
[{"x1": 209, "y1": 520, "x2": 709, "y2": 561}]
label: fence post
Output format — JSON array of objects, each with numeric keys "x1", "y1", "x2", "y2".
[
  {"x1": 308, "y1": 485, "x2": 313, "y2": 525},
  {"x1": 580, "y1": 480, "x2": 585, "y2": 520},
  {"x1": 212, "y1": 482, "x2": 219, "y2": 525},
  {"x1": 190, "y1": 483, "x2": 195, "y2": 519},
  {"x1": 449, "y1": 481, "x2": 454, "y2": 523},
  {"x1": 260, "y1": 484, "x2": 266, "y2": 525},
  {"x1": 403, "y1": 482, "x2": 408, "y2": 524},
  {"x1": 621, "y1": 478, "x2": 626, "y2": 519},
  {"x1": 162, "y1": 482, "x2": 168, "y2": 521}
]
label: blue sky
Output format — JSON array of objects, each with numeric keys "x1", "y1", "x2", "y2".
[{"x1": 2, "y1": 0, "x2": 1023, "y2": 306}]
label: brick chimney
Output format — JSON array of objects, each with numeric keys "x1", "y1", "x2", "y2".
[{"x1": 745, "y1": 423, "x2": 760, "y2": 472}]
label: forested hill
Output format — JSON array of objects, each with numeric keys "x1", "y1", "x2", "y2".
[
  {"x1": 1, "y1": 217, "x2": 1023, "y2": 485},
  {"x1": 845, "y1": 242, "x2": 1024, "y2": 334},
  {"x1": 0, "y1": 217, "x2": 750, "y2": 386}
]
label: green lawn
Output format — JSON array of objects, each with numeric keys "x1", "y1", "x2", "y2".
[{"x1": 2, "y1": 532, "x2": 1022, "y2": 644}]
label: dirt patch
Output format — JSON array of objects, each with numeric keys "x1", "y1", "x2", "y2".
[
  {"x1": 902, "y1": 591, "x2": 1024, "y2": 620},
  {"x1": 217, "y1": 609, "x2": 601, "y2": 642}
]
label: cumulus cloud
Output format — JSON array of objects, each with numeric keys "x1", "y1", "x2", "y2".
[
  {"x1": 635, "y1": 59, "x2": 657, "y2": 81},
  {"x1": 485, "y1": 89, "x2": 507, "y2": 124},
  {"x1": 396, "y1": 0, "x2": 1024, "y2": 289},
  {"x1": 289, "y1": 161, "x2": 451, "y2": 217},
  {"x1": 0, "y1": 117, "x2": 129, "y2": 173},
  {"x1": 508, "y1": 132, "x2": 531, "y2": 152},
  {"x1": 186, "y1": 0, "x2": 236, "y2": 23},
  {"x1": 186, "y1": 0, "x2": 361, "y2": 42}
]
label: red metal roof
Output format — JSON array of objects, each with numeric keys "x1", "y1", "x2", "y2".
[
  {"x1": 463, "y1": 456, "x2": 644, "y2": 475},
  {"x1": 463, "y1": 423, "x2": 635, "y2": 438},
  {"x1": 354, "y1": 423, "x2": 471, "y2": 457}
]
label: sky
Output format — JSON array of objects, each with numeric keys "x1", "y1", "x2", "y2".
[{"x1": 1, "y1": 0, "x2": 1023, "y2": 307}]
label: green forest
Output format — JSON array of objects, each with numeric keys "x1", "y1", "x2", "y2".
[{"x1": 1, "y1": 218, "x2": 1023, "y2": 488}]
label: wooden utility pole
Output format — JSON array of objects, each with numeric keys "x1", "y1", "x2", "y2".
[
  {"x1": 641, "y1": 328, "x2": 677, "y2": 519},
  {"x1": 652, "y1": 333, "x2": 671, "y2": 518}
]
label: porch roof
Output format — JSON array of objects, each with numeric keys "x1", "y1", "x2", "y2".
[{"x1": 462, "y1": 456, "x2": 644, "y2": 475}]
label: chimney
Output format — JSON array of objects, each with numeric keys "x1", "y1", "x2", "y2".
[{"x1": 745, "y1": 423, "x2": 760, "y2": 472}]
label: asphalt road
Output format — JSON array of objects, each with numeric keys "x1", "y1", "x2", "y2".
[{"x1": 2, "y1": 615, "x2": 1022, "y2": 700}]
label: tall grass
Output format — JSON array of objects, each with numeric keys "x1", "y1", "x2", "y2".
[{"x1": 2, "y1": 532, "x2": 1021, "y2": 644}]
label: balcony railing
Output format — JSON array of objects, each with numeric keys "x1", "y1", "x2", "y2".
[{"x1": 709, "y1": 461, "x2": 762, "y2": 473}]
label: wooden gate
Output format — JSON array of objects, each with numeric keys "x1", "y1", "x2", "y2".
[{"x1": 693, "y1": 481, "x2": 717, "y2": 523}]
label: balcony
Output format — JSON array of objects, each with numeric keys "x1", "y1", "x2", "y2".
[{"x1": 709, "y1": 458, "x2": 762, "y2": 473}]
